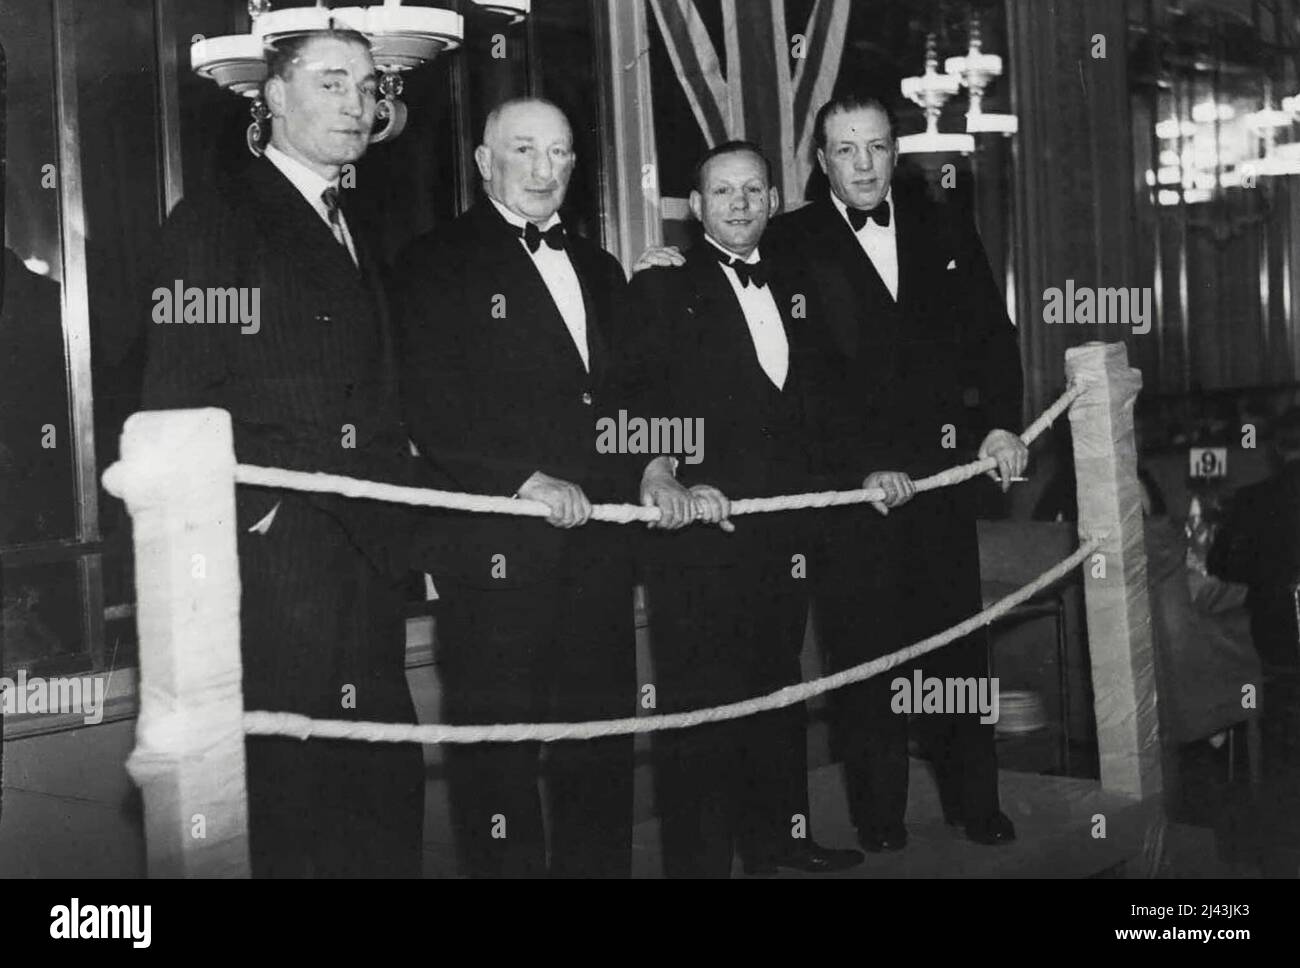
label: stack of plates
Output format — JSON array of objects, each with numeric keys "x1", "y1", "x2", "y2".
[{"x1": 994, "y1": 690, "x2": 1049, "y2": 736}]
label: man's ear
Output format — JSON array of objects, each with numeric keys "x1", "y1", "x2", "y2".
[
  {"x1": 473, "y1": 145, "x2": 493, "y2": 183},
  {"x1": 815, "y1": 148, "x2": 827, "y2": 174},
  {"x1": 688, "y1": 189, "x2": 702, "y2": 223},
  {"x1": 768, "y1": 186, "x2": 781, "y2": 215},
  {"x1": 264, "y1": 76, "x2": 286, "y2": 118}
]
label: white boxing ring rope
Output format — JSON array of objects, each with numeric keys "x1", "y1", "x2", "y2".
[
  {"x1": 224, "y1": 381, "x2": 1089, "y2": 745},
  {"x1": 232, "y1": 384, "x2": 1086, "y2": 524},
  {"x1": 106, "y1": 341, "x2": 1161, "y2": 875},
  {"x1": 245, "y1": 532, "x2": 1106, "y2": 745}
]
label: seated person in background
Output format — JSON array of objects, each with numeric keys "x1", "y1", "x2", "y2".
[
  {"x1": 1208, "y1": 408, "x2": 1300, "y2": 670},
  {"x1": 1148, "y1": 492, "x2": 1257, "y2": 750}
]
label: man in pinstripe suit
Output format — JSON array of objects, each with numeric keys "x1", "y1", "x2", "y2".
[{"x1": 142, "y1": 28, "x2": 423, "y2": 875}]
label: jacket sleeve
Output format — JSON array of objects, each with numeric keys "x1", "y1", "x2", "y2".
[
  {"x1": 141, "y1": 197, "x2": 240, "y2": 414},
  {"x1": 956, "y1": 213, "x2": 1024, "y2": 441}
]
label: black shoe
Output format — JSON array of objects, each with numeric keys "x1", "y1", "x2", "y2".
[
  {"x1": 745, "y1": 842, "x2": 865, "y2": 874},
  {"x1": 964, "y1": 811, "x2": 1016, "y2": 845},
  {"x1": 857, "y1": 823, "x2": 908, "y2": 853}
]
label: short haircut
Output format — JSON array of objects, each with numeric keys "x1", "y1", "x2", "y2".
[
  {"x1": 693, "y1": 140, "x2": 773, "y2": 193},
  {"x1": 264, "y1": 28, "x2": 372, "y2": 83},
  {"x1": 812, "y1": 92, "x2": 900, "y2": 152},
  {"x1": 481, "y1": 96, "x2": 570, "y2": 146}
]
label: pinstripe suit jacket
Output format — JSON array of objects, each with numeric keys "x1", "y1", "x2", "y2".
[{"x1": 141, "y1": 157, "x2": 415, "y2": 573}]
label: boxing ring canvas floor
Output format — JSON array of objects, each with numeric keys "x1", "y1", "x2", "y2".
[
  {"x1": 0, "y1": 692, "x2": 1183, "y2": 877},
  {"x1": 622, "y1": 759, "x2": 1164, "y2": 878},
  {"x1": 414, "y1": 750, "x2": 1166, "y2": 878}
]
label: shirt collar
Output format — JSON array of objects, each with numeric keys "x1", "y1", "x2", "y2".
[
  {"x1": 488, "y1": 195, "x2": 562, "y2": 233},
  {"x1": 704, "y1": 234, "x2": 761, "y2": 264},
  {"x1": 831, "y1": 186, "x2": 893, "y2": 231},
  {"x1": 264, "y1": 144, "x2": 338, "y2": 212}
]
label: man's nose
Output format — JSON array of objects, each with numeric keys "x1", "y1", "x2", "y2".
[
  {"x1": 341, "y1": 84, "x2": 366, "y2": 118},
  {"x1": 729, "y1": 192, "x2": 750, "y2": 211},
  {"x1": 854, "y1": 149, "x2": 873, "y2": 171},
  {"x1": 531, "y1": 152, "x2": 555, "y2": 182}
]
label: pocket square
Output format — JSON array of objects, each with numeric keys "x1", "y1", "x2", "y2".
[{"x1": 946, "y1": 259, "x2": 957, "y2": 270}]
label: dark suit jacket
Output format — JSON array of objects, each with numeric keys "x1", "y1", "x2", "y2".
[
  {"x1": 768, "y1": 185, "x2": 1024, "y2": 636},
  {"x1": 625, "y1": 243, "x2": 833, "y2": 565},
  {"x1": 392, "y1": 200, "x2": 634, "y2": 587},
  {"x1": 1208, "y1": 461, "x2": 1300, "y2": 668},
  {"x1": 140, "y1": 157, "x2": 415, "y2": 575},
  {"x1": 767, "y1": 184, "x2": 1023, "y2": 483}
]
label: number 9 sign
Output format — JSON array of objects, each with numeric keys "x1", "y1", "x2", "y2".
[{"x1": 1189, "y1": 447, "x2": 1227, "y2": 479}]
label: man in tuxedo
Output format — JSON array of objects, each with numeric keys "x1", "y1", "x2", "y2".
[
  {"x1": 393, "y1": 98, "x2": 644, "y2": 875},
  {"x1": 767, "y1": 93, "x2": 1025, "y2": 850},
  {"x1": 626, "y1": 141, "x2": 863, "y2": 875},
  {"x1": 142, "y1": 29, "x2": 424, "y2": 874}
]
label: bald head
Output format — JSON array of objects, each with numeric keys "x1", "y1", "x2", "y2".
[{"x1": 475, "y1": 98, "x2": 575, "y2": 225}]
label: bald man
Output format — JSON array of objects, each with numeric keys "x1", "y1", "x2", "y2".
[{"x1": 393, "y1": 98, "x2": 639, "y2": 875}]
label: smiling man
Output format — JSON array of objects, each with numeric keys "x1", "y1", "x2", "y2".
[
  {"x1": 393, "y1": 98, "x2": 640, "y2": 876},
  {"x1": 142, "y1": 29, "x2": 424, "y2": 875},
  {"x1": 625, "y1": 141, "x2": 863, "y2": 875}
]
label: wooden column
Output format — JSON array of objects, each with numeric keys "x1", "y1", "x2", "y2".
[
  {"x1": 103, "y1": 408, "x2": 250, "y2": 877},
  {"x1": 1065, "y1": 342, "x2": 1162, "y2": 799}
]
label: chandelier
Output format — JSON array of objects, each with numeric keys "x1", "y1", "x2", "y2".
[
  {"x1": 899, "y1": 33, "x2": 973, "y2": 155},
  {"x1": 899, "y1": 10, "x2": 1018, "y2": 156},
  {"x1": 191, "y1": 1, "x2": 527, "y2": 156}
]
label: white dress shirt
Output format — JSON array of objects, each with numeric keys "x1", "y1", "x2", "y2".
[
  {"x1": 832, "y1": 188, "x2": 898, "y2": 301},
  {"x1": 489, "y1": 196, "x2": 589, "y2": 371},
  {"x1": 705, "y1": 236, "x2": 788, "y2": 390},
  {"x1": 265, "y1": 144, "x2": 358, "y2": 267},
  {"x1": 246, "y1": 147, "x2": 358, "y2": 536}
]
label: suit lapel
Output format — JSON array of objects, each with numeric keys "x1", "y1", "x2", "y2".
[
  {"x1": 894, "y1": 190, "x2": 960, "y2": 339},
  {"x1": 246, "y1": 159, "x2": 361, "y2": 291},
  {"x1": 765, "y1": 264, "x2": 806, "y2": 396},
  {"x1": 688, "y1": 247, "x2": 786, "y2": 399},
  {"x1": 821, "y1": 200, "x2": 895, "y2": 303},
  {"x1": 346, "y1": 206, "x2": 402, "y2": 407},
  {"x1": 804, "y1": 199, "x2": 902, "y2": 357},
  {"x1": 471, "y1": 203, "x2": 592, "y2": 380},
  {"x1": 564, "y1": 239, "x2": 608, "y2": 383},
  {"x1": 893, "y1": 192, "x2": 935, "y2": 326}
]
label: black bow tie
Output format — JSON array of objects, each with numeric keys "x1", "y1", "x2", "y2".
[
  {"x1": 847, "y1": 200, "x2": 891, "y2": 231},
  {"x1": 712, "y1": 248, "x2": 768, "y2": 289},
  {"x1": 520, "y1": 221, "x2": 567, "y2": 253}
]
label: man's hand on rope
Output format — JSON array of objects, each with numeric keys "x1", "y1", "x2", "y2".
[
  {"x1": 863, "y1": 471, "x2": 915, "y2": 516},
  {"x1": 518, "y1": 470, "x2": 592, "y2": 528},
  {"x1": 640, "y1": 457, "x2": 695, "y2": 529},
  {"x1": 978, "y1": 428, "x2": 1029, "y2": 493},
  {"x1": 631, "y1": 245, "x2": 685, "y2": 274},
  {"x1": 689, "y1": 484, "x2": 735, "y2": 533}
]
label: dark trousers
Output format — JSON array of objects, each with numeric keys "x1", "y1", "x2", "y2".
[
  {"x1": 813, "y1": 507, "x2": 910, "y2": 831},
  {"x1": 899, "y1": 491, "x2": 1000, "y2": 822},
  {"x1": 238, "y1": 498, "x2": 425, "y2": 876},
  {"x1": 647, "y1": 525, "x2": 809, "y2": 875},
  {"x1": 437, "y1": 529, "x2": 635, "y2": 876}
]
